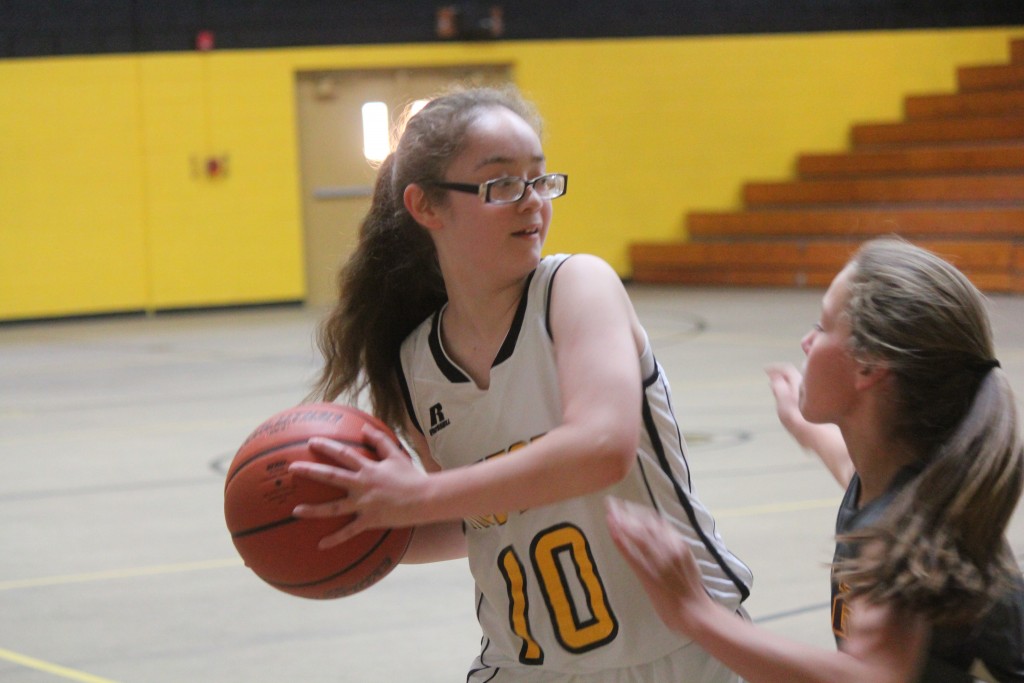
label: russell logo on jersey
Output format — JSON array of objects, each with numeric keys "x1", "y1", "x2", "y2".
[{"x1": 428, "y1": 402, "x2": 451, "y2": 435}]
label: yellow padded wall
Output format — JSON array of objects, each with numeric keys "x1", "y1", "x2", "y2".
[
  {"x1": 1, "y1": 26, "x2": 1021, "y2": 320},
  {"x1": 0, "y1": 56, "x2": 148, "y2": 319},
  {"x1": 138, "y1": 52, "x2": 304, "y2": 309}
]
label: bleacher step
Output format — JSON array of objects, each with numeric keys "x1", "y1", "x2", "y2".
[
  {"x1": 851, "y1": 116, "x2": 1024, "y2": 148},
  {"x1": 904, "y1": 90, "x2": 1024, "y2": 119},
  {"x1": 630, "y1": 240, "x2": 1024, "y2": 291},
  {"x1": 797, "y1": 144, "x2": 1024, "y2": 178},
  {"x1": 628, "y1": 36, "x2": 1024, "y2": 293},
  {"x1": 744, "y1": 175, "x2": 1024, "y2": 207},
  {"x1": 957, "y1": 63, "x2": 1024, "y2": 91},
  {"x1": 688, "y1": 208, "x2": 1024, "y2": 238}
]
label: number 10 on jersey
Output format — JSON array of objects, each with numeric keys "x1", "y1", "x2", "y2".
[{"x1": 498, "y1": 523, "x2": 619, "y2": 664}]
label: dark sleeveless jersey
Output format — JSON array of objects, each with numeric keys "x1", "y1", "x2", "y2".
[{"x1": 832, "y1": 469, "x2": 1024, "y2": 682}]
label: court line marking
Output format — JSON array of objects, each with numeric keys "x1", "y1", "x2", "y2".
[
  {"x1": 755, "y1": 601, "x2": 831, "y2": 623},
  {"x1": 714, "y1": 497, "x2": 841, "y2": 518},
  {"x1": 0, "y1": 500, "x2": 840, "y2": 592},
  {"x1": 0, "y1": 647, "x2": 119, "y2": 683},
  {"x1": 0, "y1": 558, "x2": 241, "y2": 591}
]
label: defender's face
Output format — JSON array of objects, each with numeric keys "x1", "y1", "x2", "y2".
[{"x1": 799, "y1": 265, "x2": 861, "y2": 425}]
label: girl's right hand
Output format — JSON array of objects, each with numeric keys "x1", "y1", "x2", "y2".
[
  {"x1": 765, "y1": 363, "x2": 854, "y2": 487},
  {"x1": 765, "y1": 363, "x2": 806, "y2": 438}
]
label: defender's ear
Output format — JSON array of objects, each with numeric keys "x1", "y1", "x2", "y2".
[
  {"x1": 404, "y1": 183, "x2": 443, "y2": 230},
  {"x1": 855, "y1": 363, "x2": 890, "y2": 391}
]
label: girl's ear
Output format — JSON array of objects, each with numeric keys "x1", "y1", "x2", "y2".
[
  {"x1": 404, "y1": 183, "x2": 444, "y2": 230},
  {"x1": 855, "y1": 362, "x2": 890, "y2": 391}
]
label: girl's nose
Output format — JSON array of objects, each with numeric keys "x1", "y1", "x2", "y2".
[{"x1": 517, "y1": 185, "x2": 543, "y2": 212}]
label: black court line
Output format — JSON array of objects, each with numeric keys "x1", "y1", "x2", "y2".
[{"x1": 754, "y1": 601, "x2": 831, "y2": 624}]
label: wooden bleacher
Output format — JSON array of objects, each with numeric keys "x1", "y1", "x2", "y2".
[{"x1": 630, "y1": 37, "x2": 1024, "y2": 292}]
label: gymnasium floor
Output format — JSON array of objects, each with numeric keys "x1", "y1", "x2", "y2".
[{"x1": 2, "y1": 284, "x2": 1022, "y2": 683}]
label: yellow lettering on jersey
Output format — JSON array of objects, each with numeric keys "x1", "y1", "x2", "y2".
[
  {"x1": 832, "y1": 581, "x2": 851, "y2": 639},
  {"x1": 464, "y1": 434, "x2": 547, "y2": 529},
  {"x1": 532, "y1": 524, "x2": 618, "y2": 652},
  {"x1": 499, "y1": 547, "x2": 544, "y2": 665}
]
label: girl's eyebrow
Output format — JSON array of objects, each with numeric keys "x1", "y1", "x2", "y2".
[{"x1": 474, "y1": 154, "x2": 546, "y2": 171}]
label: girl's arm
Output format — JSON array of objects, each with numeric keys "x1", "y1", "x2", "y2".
[
  {"x1": 606, "y1": 498, "x2": 928, "y2": 683},
  {"x1": 397, "y1": 421, "x2": 467, "y2": 564},
  {"x1": 766, "y1": 363, "x2": 854, "y2": 488},
  {"x1": 290, "y1": 255, "x2": 642, "y2": 546}
]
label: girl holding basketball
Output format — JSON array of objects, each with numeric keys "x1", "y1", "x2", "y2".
[
  {"x1": 290, "y1": 85, "x2": 752, "y2": 681},
  {"x1": 606, "y1": 238, "x2": 1024, "y2": 682}
]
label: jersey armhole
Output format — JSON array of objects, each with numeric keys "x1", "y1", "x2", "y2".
[
  {"x1": 396, "y1": 366, "x2": 423, "y2": 435},
  {"x1": 544, "y1": 254, "x2": 575, "y2": 340}
]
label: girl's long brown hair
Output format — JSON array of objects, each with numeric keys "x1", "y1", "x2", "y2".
[
  {"x1": 835, "y1": 237, "x2": 1023, "y2": 624},
  {"x1": 308, "y1": 85, "x2": 541, "y2": 431}
]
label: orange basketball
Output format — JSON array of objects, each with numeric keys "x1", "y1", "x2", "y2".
[{"x1": 224, "y1": 403, "x2": 413, "y2": 599}]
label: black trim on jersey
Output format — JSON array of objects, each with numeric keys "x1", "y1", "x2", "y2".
[
  {"x1": 429, "y1": 309, "x2": 471, "y2": 383},
  {"x1": 645, "y1": 357, "x2": 694, "y2": 492},
  {"x1": 467, "y1": 663, "x2": 499, "y2": 683},
  {"x1": 396, "y1": 367, "x2": 423, "y2": 435},
  {"x1": 494, "y1": 269, "x2": 536, "y2": 367},
  {"x1": 640, "y1": 379, "x2": 752, "y2": 602},
  {"x1": 636, "y1": 367, "x2": 663, "y2": 508},
  {"x1": 544, "y1": 254, "x2": 574, "y2": 340},
  {"x1": 635, "y1": 456, "x2": 659, "y2": 512},
  {"x1": 426, "y1": 268, "x2": 538, "y2": 381},
  {"x1": 467, "y1": 633, "x2": 500, "y2": 683}
]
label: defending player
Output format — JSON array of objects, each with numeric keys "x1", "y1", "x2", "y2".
[{"x1": 607, "y1": 238, "x2": 1024, "y2": 682}]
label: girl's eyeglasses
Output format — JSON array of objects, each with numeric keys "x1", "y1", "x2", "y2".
[{"x1": 433, "y1": 173, "x2": 567, "y2": 204}]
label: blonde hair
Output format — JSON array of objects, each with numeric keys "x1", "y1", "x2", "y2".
[{"x1": 836, "y1": 237, "x2": 1023, "y2": 624}]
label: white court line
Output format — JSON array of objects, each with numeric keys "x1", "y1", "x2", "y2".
[
  {"x1": 0, "y1": 558, "x2": 242, "y2": 591},
  {"x1": 0, "y1": 501, "x2": 840, "y2": 591},
  {"x1": 713, "y1": 497, "x2": 841, "y2": 519},
  {"x1": 0, "y1": 500, "x2": 838, "y2": 592}
]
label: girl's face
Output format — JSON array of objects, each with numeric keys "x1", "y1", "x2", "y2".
[
  {"x1": 431, "y1": 107, "x2": 552, "y2": 278},
  {"x1": 799, "y1": 265, "x2": 863, "y2": 425}
]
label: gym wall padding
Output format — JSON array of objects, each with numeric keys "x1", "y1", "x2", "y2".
[{"x1": 1, "y1": 26, "x2": 1021, "y2": 319}]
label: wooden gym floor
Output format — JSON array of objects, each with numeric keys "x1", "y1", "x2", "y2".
[{"x1": 1, "y1": 284, "x2": 1022, "y2": 682}]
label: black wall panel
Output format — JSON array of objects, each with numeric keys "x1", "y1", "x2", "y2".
[{"x1": 2, "y1": 0, "x2": 1023, "y2": 59}]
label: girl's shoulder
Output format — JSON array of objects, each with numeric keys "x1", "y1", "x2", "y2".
[{"x1": 542, "y1": 252, "x2": 620, "y2": 282}]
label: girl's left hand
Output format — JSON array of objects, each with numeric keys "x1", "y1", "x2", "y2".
[
  {"x1": 289, "y1": 425, "x2": 429, "y2": 549},
  {"x1": 605, "y1": 497, "x2": 715, "y2": 636}
]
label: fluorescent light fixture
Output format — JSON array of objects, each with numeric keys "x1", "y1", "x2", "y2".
[
  {"x1": 409, "y1": 99, "x2": 429, "y2": 117},
  {"x1": 362, "y1": 101, "x2": 390, "y2": 163}
]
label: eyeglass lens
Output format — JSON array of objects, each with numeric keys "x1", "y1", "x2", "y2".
[{"x1": 488, "y1": 174, "x2": 565, "y2": 203}]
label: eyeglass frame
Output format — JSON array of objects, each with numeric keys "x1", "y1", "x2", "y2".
[{"x1": 431, "y1": 173, "x2": 568, "y2": 204}]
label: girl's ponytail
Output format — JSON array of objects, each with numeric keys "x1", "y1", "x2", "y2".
[
  {"x1": 309, "y1": 153, "x2": 445, "y2": 428},
  {"x1": 834, "y1": 238, "x2": 1024, "y2": 624}
]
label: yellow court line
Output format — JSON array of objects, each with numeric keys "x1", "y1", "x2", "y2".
[
  {"x1": 0, "y1": 647, "x2": 119, "y2": 683},
  {"x1": 714, "y1": 497, "x2": 841, "y2": 519},
  {"x1": 0, "y1": 558, "x2": 242, "y2": 591},
  {"x1": 0, "y1": 501, "x2": 840, "y2": 591}
]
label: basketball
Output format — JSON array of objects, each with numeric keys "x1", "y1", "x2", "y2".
[{"x1": 223, "y1": 403, "x2": 413, "y2": 599}]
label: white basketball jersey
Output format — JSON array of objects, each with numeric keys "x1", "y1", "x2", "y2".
[{"x1": 399, "y1": 254, "x2": 752, "y2": 675}]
